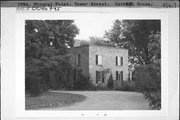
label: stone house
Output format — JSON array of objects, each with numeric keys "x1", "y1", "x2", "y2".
[{"x1": 69, "y1": 45, "x2": 128, "y2": 88}]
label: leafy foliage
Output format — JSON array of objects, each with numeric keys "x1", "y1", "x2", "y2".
[
  {"x1": 107, "y1": 74, "x2": 113, "y2": 89},
  {"x1": 133, "y1": 65, "x2": 161, "y2": 109},
  {"x1": 114, "y1": 81, "x2": 136, "y2": 91},
  {"x1": 79, "y1": 36, "x2": 115, "y2": 47},
  {"x1": 104, "y1": 20, "x2": 161, "y2": 109},
  {"x1": 104, "y1": 20, "x2": 161, "y2": 65},
  {"x1": 25, "y1": 20, "x2": 79, "y2": 96},
  {"x1": 143, "y1": 90, "x2": 161, "y2": 110},
  {"x1": 25, "y1": 20, "x2": 79, "y2": 55},
  {"x1": 73, "y1": 74, "x2": 93, "y2": 90},
  {"x1": 133, "y1": 65, "x2": 161, "y2": 91},
  {"x1": 48, "y1": 55, "x2": 74, "y2": 90},
  {"x1": 88, "y1": 36, "x2": 115, "y2": 46}
]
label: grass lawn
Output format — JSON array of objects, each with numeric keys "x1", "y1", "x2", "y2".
[{"x1": 25, "y1": 92, "x2": 86, "y2": 110}]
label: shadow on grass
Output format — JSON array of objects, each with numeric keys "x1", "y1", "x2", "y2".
[{"x1": 25, "y1": 92, "x2": 87, "y2": 110}]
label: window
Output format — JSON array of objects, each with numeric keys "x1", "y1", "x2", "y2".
[
  {"x1": 120, "y1": 71, "x2": 123, "y2": 81},
  {"x1": 116, "y1": 71, "x2": 120, "y2": 80},
  {"x1": 76, "y1": 54, "x2": 80, "y2": 66},
  {"x1": 116, "y1": 56, "x2": 123, "y2": 66},
  {"x1": 116, "y1": 71, "x2": 123, "y2": 81},
  {"x1": 96, "y1": 55, "x2": 102, "y2": 65},
  {"x1": 96, "y1": 71, "x2": 104, "y2": 83}
]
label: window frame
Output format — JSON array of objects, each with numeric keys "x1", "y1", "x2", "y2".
[
  {"x1": 116, "y1": 56, "x2": 123, "y2": 66},
  {"x1": 116, "y1": 71, "x2": 123, "y2": 81},
  {"x1": 96, "y1": 71, "x2": 104, "y2": 83},
  {"x1": 96, "y1": 54, "x2": 103, "y2": 66}
]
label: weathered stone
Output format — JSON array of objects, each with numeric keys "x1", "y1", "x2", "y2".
[{"x1": 69, "y1": 45, "x2": 128, "y2": 88}]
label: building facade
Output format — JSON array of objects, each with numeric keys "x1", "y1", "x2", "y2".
[{"x1": 69, "y1": 45, "x2": 128, "y2": 88}]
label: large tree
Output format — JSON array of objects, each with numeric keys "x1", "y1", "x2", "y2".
[
  {"x1": 25, "y1": 20, "x2": 79, "y2": 56},
  {"x1": 25, "y1": 20, "x2": 79, "y2": 95},
  {"x1": 79, "y1": 36, "x2": 114, "y2": 46},
  {"x1": 104, "y1": 20, "x2": 161, "y2": 65}
]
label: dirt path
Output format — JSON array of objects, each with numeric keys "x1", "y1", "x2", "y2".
[{"x1": 41, "y1": 91, "x2": 151, "y2": 110}]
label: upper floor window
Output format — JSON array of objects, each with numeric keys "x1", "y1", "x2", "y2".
[
  {"x1": 116, "y1": 56, "x2": 123, "y2": 66},
  {"x1": 96, "y1": 55, "x2": 102, "y2": 65},
  {"x1": 76, "y1": 54, "x2": 80, "y2": 66}
]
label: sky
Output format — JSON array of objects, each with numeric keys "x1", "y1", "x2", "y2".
[{"x1": 74, "y1": 19, "x2": 115, "y2": 40}]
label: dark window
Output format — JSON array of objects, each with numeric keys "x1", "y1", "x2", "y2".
[
  {"x1": 120, "y1": 71, "x2": 123, "y2": 81},
  {"x1": 116, "y1": 71, "x2": 123, "y2": 81},
  {"x1": 116, "y1": 71, "x2": 120, "y2": 80},
  {"x1": 77, "y1": 54, "x2": 80, "y2": 66},
  {"x1": 96, "y1": 71, "x2": 100, "y2": 83},
  {"x1": 102, "y1": 72, "x2": 104, "y2": 83},
  {"x1": 116, "y1": 71, "x2": 118, "y2": 80},
  {"x1": 96, "y1": 71, "x2": 103, "y2": 83},
  {"x1": 121, "y1": 57, "x2": 123, "y2": 66}
]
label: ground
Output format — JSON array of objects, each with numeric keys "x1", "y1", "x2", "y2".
[
  {"x1": 26, "y1": 92, "x2": 86, "y2": 110},
  {"x1": 39, "y1": 91, "x2": 150, "y2": 110}
]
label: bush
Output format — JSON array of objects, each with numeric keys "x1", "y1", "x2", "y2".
[
  {"x1": 73, "y1": 74, "x2": 93, "y2": 90},
  {"x1": 25, "y1": 59, "x2": 49, "y2": 96},
  {"x1": 115, "y1": 81, "x2": 136, "y2": 91},
  {"x1": 107, "y1": 74, "x2": 113, "y2": 89},
  {"x1": 133, "y1": 65, "x2": 160, "y2": 92},
  {"x1": 26, "y1": 55, "x2": 74, "y2": 95},
  {"x1": 133, "y1": 65, "x2": 161, "y2": 109},
  {"x1": 72, "y1": 73, "x2": 112, "y2": 91},
  {"x1": 26, "y1": 77, "x2": 48, "y2": 96},
  {"x1": 144, "y1": 90, "x2": 161, "y2": 110}
]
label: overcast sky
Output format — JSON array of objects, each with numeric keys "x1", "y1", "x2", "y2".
[{"x1": 74, "y1": 19, "x2": 115, "y2": 40}]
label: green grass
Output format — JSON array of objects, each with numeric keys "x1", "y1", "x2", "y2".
[{"x1": 25, "y1": 92, "x2": 86, "y2": 110}]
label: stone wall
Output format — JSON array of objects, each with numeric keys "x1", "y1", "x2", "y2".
[
  {"x1": 68, "y1": 45, "x2": 89, "y2": 77},
  {"x1": 89, "y1": 45, "x2": 128, "y2": 86},
  {"x1": 69, "y1": 45, "x2": 129, "y2": 88}
]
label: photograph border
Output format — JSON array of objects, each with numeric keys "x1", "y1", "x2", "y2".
[{"x1": 14, "y1": 8, "x2": 169, "y2": 118}]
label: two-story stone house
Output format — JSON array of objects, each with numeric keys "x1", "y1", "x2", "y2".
[{"x1": 69, "y1": 45, "x2": 128, "y2": 88}]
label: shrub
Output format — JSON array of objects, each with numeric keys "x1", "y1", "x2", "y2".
[
  {"x1": 133, "y1": 65, "x2": 161, "y2": 110},
  {"x1": 26, "y1": 54, "x2": 75, "y2": 95},
  {"x1": 144, "y1": 90, "x2": 161, "y2": 110},
  {"x1": 73, "y1": 74, "x2": 93, "y2": 90},
  {"x1": 115, "y1": 81, "x2": 136, "y2": 91},
  {"x1": 25, "y1": 59, "x2": 49, "y2": 96},
  {"x1": 133, "y1": 65, "x2": 160, "y2": 92},
  {"x1": 107, "y1": 74, "x2": 113, "y2": 89},
  {"x1": 25, "y1": 76, "x2": 48, "y2": 96}
]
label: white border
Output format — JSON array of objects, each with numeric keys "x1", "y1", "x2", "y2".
[{"x1": 15, "y1": 8, "x2": 168, "y2": 118}]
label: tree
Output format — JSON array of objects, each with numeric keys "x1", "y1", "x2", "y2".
[
  {"x1": 105, "y1": 20, "x2": 161, "y2": 109},
  {"x1": 89, "y1": 36, "x2": 114, "y2": 46},
  {"x1": 25, "y1": 20, "x2": 79, "y2": 95},
  {"x1": 25, "y1": 20, "x2": 79, "y2": 56},
  {"x1": 79, "y1": 36, "x2": 114, "y2": 46},
  {"x1": 104, "y1": 20, "x2": 161, "y2": 65}
]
